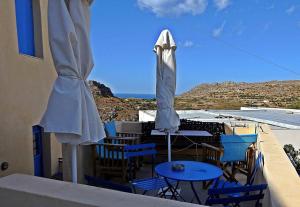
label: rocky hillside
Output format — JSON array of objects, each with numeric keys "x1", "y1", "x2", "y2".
[
  {"x1": 178, "y1": 80, "x2": 300, "y2": 109},
  {"x1": 89, "y1": 80, "x2": 300, "y2": 121},
  {"x1": 89, "y1": 80, "x2": 155, "y2": 121},
  {"x1": 88, "y1": 81, "x2": 114, "y2": 97}
]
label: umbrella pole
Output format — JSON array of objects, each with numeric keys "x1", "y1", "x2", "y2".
[
  {"x1": 167, "y1": 132, "x2": 171, "y2": 162},
  {"x1": 71, "y1": 144, "x2": 77, "y2": 183}
]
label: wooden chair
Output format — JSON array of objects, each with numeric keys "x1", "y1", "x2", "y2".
[
  {"x1": 93, "y1": 136, "x2": 138, "y2": 181},
  {"x1": 125, "y1": 143, "x2": 157, "y2": 180},
  {"x1": 206, "y1": 183, "x2": 268, "y2": 207},
  {"x1": 202, "y1": 134, "x2": 257, "y2": 182},
  {"x1": 104, "y1": 120, "x2": 143, "y2": 139}
]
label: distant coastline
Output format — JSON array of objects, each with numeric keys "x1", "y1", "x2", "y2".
[{"x1": 115, "y1": 93, "x2": 155, "y2": 99}]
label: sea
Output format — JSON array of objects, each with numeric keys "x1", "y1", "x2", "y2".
[{"x1": 115, "y1": 93, "x2": 156, "y2": 99}]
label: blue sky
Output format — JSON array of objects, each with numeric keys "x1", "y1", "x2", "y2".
[{"x1": 89, "y1": 0, "x2": 300, "y2": 94}]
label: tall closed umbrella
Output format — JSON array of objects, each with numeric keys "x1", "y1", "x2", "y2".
[
  {"x1": 40, "y1": 0, "x2": 105, "y2": 183},
  {"x1": 154, "y1": 29, "x2": 180, "y2": 162}
]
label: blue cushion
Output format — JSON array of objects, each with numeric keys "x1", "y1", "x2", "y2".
[
  {"x1": 220, "y1": 134, "x2": 257, "y2": 162},
  {"x1": 104, "y1": 121, "x2": 117, "y2": 137},
  {"x1": 210, "y1": 179, "x2": 242, "y2": 197},
  {"x1": 97, "y1": 145, "x2": 127, "y2": 159}
]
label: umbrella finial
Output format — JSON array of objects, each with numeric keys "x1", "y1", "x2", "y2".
[{"x1": 154, "y1": 29, "x2": 177, "y2": 51}]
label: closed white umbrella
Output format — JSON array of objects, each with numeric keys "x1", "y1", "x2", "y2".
[
  {"x1": 40, "y1": 0, "x2": 105, "y2": 183},
  {"x1": 154, "y1": 29, "x2": 180, "y2": 162}
]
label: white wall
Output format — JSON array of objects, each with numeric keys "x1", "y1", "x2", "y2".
[{"x1": 0, "y1": 174, "x2": 201, "y2": 207}]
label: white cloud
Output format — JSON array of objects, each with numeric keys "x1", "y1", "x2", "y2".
[
  {"x1": 137, "y1": 0, "x2": 208, "y2": 17},
  {"x1": 214, "y1": 0, "x2": 231, "y2": 11},
  {"x1": 182, "y1": 40, "x2": 194, "y2": 47},
  {"x1": 212, "y1": 21, "x2": 226, "y2": 38},
  {"x1": 286, "y1": 5, "x2": 296, "y2": 15}
]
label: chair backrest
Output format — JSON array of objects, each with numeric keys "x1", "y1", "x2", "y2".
[
  {"x1": 248, "y1": 152, "x2": 264, "y2": 185},
  {"x1": 124, "y1": 143, "x2": 157, "y2": 159},
  {"x1": 125, "y1": 143, "x2": 157, "y2": 178},
  {"x1": 220, "y1": 134, "x2": 257, "y2": 162},
  {"x1": 206, "y1": 184, "x2": 268, "y2": 206},
  {"x1": 104, "y1": 121, "x2": 117, "y2": 137}
]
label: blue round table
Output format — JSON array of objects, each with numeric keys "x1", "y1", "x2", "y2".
[{"x1": 155, "y1": 161, "x2": 223, "y2": 204}]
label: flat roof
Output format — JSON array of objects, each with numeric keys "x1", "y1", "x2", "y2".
[
  {"x1": 139, "y1": 108, "x2": 300, "y2": 129},
  {"x1": 209, "y1": 109, "x2": 300, "y2": 129}
]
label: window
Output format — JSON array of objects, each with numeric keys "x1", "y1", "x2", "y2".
[{"x1": 15, "y1": 0, "x2": 43, "y2": 58}]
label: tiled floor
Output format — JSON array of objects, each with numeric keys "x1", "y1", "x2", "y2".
[
  {"x1": 130, "y1": 164, "x2": 255, "y2": 206},
  {"x1": 92, "y1": 158, "x2": 264, "y2": 207}
]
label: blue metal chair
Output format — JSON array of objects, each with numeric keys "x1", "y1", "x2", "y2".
[
  {"x1": 206, "y1": 184, "x2": 268, "y2": 207},
  {"x1": 129, "y1": 143, "x2": 176, "y2": 197},
  {"x1": 131, "y1": 177, "x2": 176, "y2": 197},
  {"x1": 202, "y1": 134, "x2": 258, "y2": 182},
  {"x1": 210, "y1": 152, "x2": 264, "y2": 198}
]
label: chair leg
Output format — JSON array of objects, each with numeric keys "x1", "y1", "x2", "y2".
[
  {"x1": 133, "y1": 158, "x2": 137, "y2": 179},
  {"x1": 131, "y1": 184, "x2": 137, "y2": 194},
  {"x1": 159, "y1": 188, "x2": 167, "y2": 198},
  {"x1": 151, "y1": 155, "x2": 154, "y2": 177},
  {"x1": 203, "y1": 180, "x2": 214, "y2": 189},
  {"x1": 128, "y1": 159, "x2": 133, "y2": 181}
]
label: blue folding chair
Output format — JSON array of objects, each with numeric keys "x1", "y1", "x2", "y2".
[
  {"x1": 210, "y1": 152, "x2": 264, "y2": 197},
  {"x1": 220, "y1": 134, "x2": 258, "y2": 163},
  {"x1": 206, "y1": 184, "x2": 268, "y2": 207},
  {"x1": 128, "y1": 143, "x2": 176, "y2": 197}
]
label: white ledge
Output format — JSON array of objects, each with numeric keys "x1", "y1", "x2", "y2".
[{"x1": 0, "y1": 174, "x2": 203, "y2": 207}]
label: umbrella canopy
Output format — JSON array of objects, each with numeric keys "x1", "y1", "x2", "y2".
[
  {"x1": 154, "y1": 30, "x2": 180, "y2": 132},
  {"x1": 40, "y1": 0, "x2": 105, "y2": 145}
]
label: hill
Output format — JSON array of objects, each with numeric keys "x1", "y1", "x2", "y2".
[
  {"x1": 178, "y1": 80, "x2": 300, "y2": 109},
  {"x1": 89, "y1": 80, "x2": 300, "y2": 121},
  {"x1": 89, "y1": 81, "x2": 155, "y2": 121}
]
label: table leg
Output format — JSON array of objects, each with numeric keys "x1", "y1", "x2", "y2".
[
  {"x1": 190, "y1": 182, "x2": 201, "y2": 204},
  {"x1": 164, "y1": 179, "x2": 186, "y2": 202},
  {"x1": 173, "y1": 181, "x2": 186, "y2": 201},
  {"x1": 163, "y1": 178, "x2": 177, "y2": 200}
]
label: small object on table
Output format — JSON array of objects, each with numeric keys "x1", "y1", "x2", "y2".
[{"x1": 172, "y1": 163, "x2": 185, "y2": 172}]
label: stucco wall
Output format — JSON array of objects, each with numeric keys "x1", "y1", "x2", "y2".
[
  {"x1": 0, "y1": 174, "x2": 202, "y2": 207},
  {"x1": 258, "y1": 125, "x2": 300, "y2": 207},
  {"x1": 0, "y1": 0, "x2": 61, "y2": 177}
]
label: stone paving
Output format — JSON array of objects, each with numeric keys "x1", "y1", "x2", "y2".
[{"x1": 131, "y1": 164, "x2": 255, "y2": 207}]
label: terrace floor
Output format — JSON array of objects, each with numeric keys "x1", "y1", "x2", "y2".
[{"x1": 95, "y1": 163, "x2": 257, "y2": 207}]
